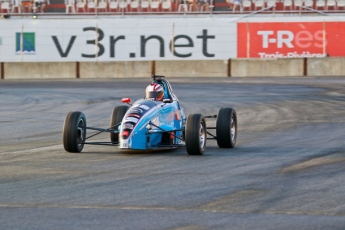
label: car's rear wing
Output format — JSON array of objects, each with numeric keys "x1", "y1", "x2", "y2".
[{"x1": 152, "y1": 74, "x2": 165, "y2": 80}]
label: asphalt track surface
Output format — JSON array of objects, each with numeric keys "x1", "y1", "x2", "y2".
[{"x1": 1, "y1": 77, "x2": 345, "y2": 230}]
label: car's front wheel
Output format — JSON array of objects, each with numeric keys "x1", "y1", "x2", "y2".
[
  {"x1": 185, "y1": 114, "x2": 206, "y2": 155},
  {"x1": 63, "y1": 111, "x2": 86, "y2": 153},
  {"x1": 110, "y1": 105, "x2": 129, "y2": 143},
  {"x1": 216, "y1": 108, "x2": 237, "y2": 148}
]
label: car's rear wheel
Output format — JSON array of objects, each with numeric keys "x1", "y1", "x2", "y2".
[
  {"x1": 110, "y1": 105, "x2": 129, "y2": 143},
  {"x1": 185, "y1": 114, "x2": 206, "y2": 155},
  {"x1": 216, "y1": 108, "x2": 237, "y2": 148},
  {"x1": 63, "y1": 111, "x2": 86, "y2": 153}
]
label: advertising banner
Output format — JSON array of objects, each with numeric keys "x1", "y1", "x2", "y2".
[
  {"x1": 2, "y1": 18, "x2": 345, "y2": 62},
  {"x1": 237, "y1": 21, "x2": 345, "y2": 58},
  {"x1": 0, "y1": 18, "x2": 237, "y2": 62}
]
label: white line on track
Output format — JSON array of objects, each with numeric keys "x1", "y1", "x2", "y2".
[
  {"x1": 0, "y1": 139, "x2": 109, "y2": 155},
  {"x1": 0, "y1": 203, "x2": 343, "y2": 216},
  {"x1": 0, "y1": 145, "x2": 63, "y2": 156}
]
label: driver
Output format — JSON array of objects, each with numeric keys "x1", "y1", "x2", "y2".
[{"x1": 145, "y1": 82, "x2": 164, "y2": 101}]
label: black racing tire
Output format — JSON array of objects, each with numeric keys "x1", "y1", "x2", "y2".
[
  {"x1": 216, "y1": 108, "x2": 237, "y2": 148},
  {"x1": 110, "y1": 105, "x2": 129, "y2": 143},
  {"x1": 63, "y1": 111, "x2": 86, "y2": 153},
  {"x1": 185, "y1": 114, "x2": 207, "y2": 155}
]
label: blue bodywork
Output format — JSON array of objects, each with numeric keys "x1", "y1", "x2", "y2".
[{"x1": 118, "y1": 78, "x2": 186, "y2": 150}]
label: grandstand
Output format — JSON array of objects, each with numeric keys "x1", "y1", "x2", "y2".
[{"x1": 1, "y1": 0, "x2": 344, "y2": 15}]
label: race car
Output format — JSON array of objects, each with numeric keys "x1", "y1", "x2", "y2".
[{"x1": 62, "y1": 75, "x2": 237, "y2": 155}]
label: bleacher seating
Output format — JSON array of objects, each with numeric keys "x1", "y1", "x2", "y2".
[
  {"x1": 2, "y1": 0, "x2": 344, "y2": 14},
  {"x1": 47, "y1": 0, "x2": 65, "y2": 12}
]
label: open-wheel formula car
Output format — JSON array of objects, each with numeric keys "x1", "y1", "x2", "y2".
[{"x1": 63, "y1": 75, "x2": 237, "y2": 155}]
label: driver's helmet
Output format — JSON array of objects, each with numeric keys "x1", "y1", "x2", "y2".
[{"x1": 145, "y1": 82, "x2": 164, "y2": 101}]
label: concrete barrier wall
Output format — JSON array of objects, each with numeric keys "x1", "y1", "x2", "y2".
[
  {"x1": 231, "y1": 58, "x2": 304, "y2": 77},
  {"x1": 1, "y1": 58, "x2": 345, "y2": 79},
  {"x1": 156, "y1": 60, "x2": 228, "y2": 77},
  {"x1": 308, "y1": 58, "x2": 345, "y2": 76},
  {"x1": 80, "y1": 62, "x2": 152, "y2": 78},
  {"x1": 4, "y1": 62, "x2": 76, "y2": 79}
]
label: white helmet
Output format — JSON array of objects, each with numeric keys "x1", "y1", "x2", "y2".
[{"x1": 145, "y1": 82, "x2": 164, "y2": 101}]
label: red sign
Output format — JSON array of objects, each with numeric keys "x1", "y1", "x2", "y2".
[{"x1": 237, "y1": 22, "x2": 345, "y2": 58}]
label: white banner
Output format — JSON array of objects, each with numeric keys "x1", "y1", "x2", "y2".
[{"x1": 0, "y1": 18, "x2": 237, "y2": 62}]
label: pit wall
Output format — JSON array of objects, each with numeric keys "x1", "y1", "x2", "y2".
[{"x1": 2, "y1": 58, "x2": 345, "y2": 79}]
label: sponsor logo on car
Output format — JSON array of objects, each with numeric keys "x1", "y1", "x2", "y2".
[
  {"x1": 128, "y1": 114, "x2": 140, "y2": 118},
  {"x1": 125, "y1": 117, "x2": 139, "y2": 123},
  {"x1": 120, "y1": 140, "x2": 128, "y2": 148},
  {"x1": 129, "y1": 108, "x2": 143, "y2": 114},
  {"x1": 123, "y1": 123, "x2": 134, "y2": 129},
  {"x1": 139, "y1": 105, "x2": 150, "y2": 110}
]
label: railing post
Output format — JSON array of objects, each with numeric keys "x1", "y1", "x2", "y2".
[
  {"x1": 76, "y1": 62, "x2": 80, "y2": 79},
  {"x1": 1, "y1": 63, "x2": 4, "y2": 79},
  {"x1": 303, "y1": 58, "x2": 307, "y2": 76}
]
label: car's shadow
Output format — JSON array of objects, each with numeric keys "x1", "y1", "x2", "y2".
[
  {"x1": 81, "y1": 148, "x2": 185, "y2": 156},
  {"x1": 80, "y1": 145, "x2": 254, "y2": 157}
]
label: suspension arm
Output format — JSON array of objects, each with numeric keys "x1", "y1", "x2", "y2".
[{"x1": 148, "y1": 122, "x2": 185, "y2": 141}]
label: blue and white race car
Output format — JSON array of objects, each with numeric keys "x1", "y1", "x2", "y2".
[{"x1": 63, "y1": 75, "x2": 237, "y2": 155}]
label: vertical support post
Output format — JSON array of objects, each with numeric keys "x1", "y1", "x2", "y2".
[
  {"x1": 1, "y1": 63, "x2": 4, "y2": 79},
  {"x1": 303, "y1": 58, "x2": 307, "y2": 76},
  {"x1": 76, "y1": 62, "x2": 80, "y2": 79},
  {"x1": 151, "y1": 61, "x2": 155, "y2": 76},
  {"x1": 228, "y1": 59, "x2": 231, "y2": 77}
]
